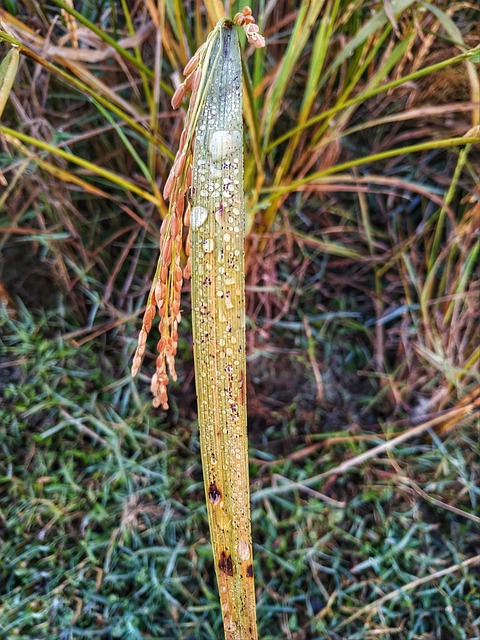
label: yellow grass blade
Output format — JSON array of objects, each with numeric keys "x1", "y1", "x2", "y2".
[
  {"x1": 0, "y1": 126, "x2": 160, "y2": 205},
  {"x1": 190, "y1": 24, "x2": 257, "y2": 640}
]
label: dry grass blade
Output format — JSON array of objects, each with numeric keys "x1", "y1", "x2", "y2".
[
  {"x1": 189, "y1": 22, "x2": 257, "y2": 640},
  {"x1": 339, "y1": 554, "x2": 480, "y2": 628},
  {"x1": 253, "y1": 392, "x2": 480, "y2": 501}
]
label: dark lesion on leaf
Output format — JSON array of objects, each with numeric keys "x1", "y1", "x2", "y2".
[
  {"x1": 238, "y1": 370, "x2": 244, "y2": 404},
  {"x1": 219, "y1": 551, "x2": 234, "y2": 576},
  {"x1": 208, "y1": 481, "x2": 222, "y2": 505},
  {"x1": 246, "y1": 564, "x2": 253, "y2": 578}
]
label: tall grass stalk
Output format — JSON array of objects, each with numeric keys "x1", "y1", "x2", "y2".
[
  {"x1": 189, "y1": 23, "x2": 257, "y2": 640},
  {"x1": 131, "y1": 10, "x2": 265, "y2": 638}
]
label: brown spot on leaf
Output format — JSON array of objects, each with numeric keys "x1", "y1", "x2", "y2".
[
  {"x1": 246, "y1": 564, "x2": 253, "y2": 578},
  {"x1": 208, "y1": 481, "x2": 222, "y2": 505},
  {"x1": 239, "y1": 370, "x2": 244, "y2": 404},
  {"x1": 219, "y1": 551, "x2": 234, "y2": 576}
]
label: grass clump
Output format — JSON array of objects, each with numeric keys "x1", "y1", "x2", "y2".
[{"x1": 1, "y1": 0, "x2": 479, "y2": 638}]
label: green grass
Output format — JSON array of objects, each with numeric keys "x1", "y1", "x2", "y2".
[
  {"x1": 1, "y1": 0, "x2": 480, "y2": 638},
  {"x1": 1, "y1": 305, "x2": 479, "y2": 639}
]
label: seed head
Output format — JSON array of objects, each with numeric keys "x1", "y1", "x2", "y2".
[
  {"x1": 171, "y1": 82, "x2": 186, "y2": 110},
  {"x1": 233, "y1": 7, "x2": 266, "y2": 48},
  {"x1": 132, "y1": 15, "x2": 265, "y2": 408},
  {"x1": 163, "y1": 170, "x2": 175, "y2": 201},
  {"x1": 183, "y1": 53, "x2": 200, "y2": 77}
]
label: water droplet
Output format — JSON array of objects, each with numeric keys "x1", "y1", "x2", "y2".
[
  {"x1": 209, "y1": 130, "x2": 242, "y2": 162},
  {"x1": 191, "y1": 206, "x2": 208, "y2": 229},
  {"x1": 203, "y1": 239, "x2": 214, "y2": 253}
]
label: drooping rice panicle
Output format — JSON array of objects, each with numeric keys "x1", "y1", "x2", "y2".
[
  {"x1": 130, "y1": 29, "x2": 215, "y2": 409},
  {"x1": 132, "y1": 8, "x2": 265, "y2": 410}
]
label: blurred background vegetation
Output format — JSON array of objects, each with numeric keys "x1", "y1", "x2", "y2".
[{"x1": 0, "y1": 1, "x2": 479, "y2": 638}]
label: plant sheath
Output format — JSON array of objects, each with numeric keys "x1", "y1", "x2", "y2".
[{"x1": 190, "y1": 24, "x2": 257, "y2": 640}]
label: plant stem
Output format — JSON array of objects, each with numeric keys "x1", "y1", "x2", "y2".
[{"x1": 190, "y1": 24, "x2": 257, "y2": 640}]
